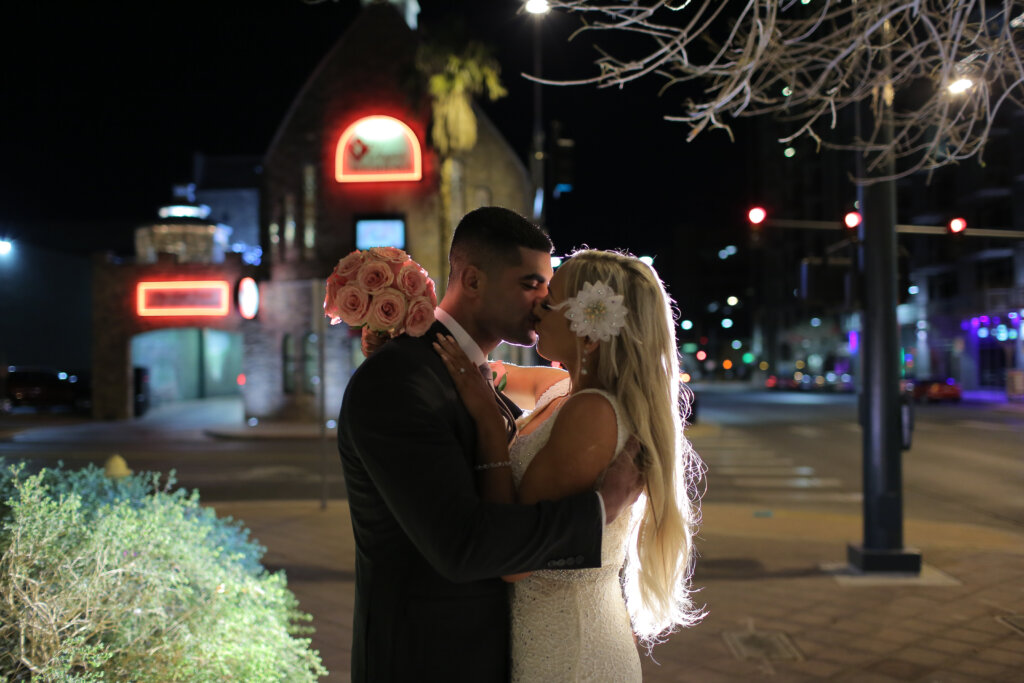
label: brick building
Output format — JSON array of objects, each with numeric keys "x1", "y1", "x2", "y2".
[{"x1": 91, "y1": 2, "x2": 532, "y2": 421}]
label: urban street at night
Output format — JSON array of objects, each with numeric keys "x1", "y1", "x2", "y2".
[{"x1": 2, "y1": 1, "x2": 1023, "y2": 681}]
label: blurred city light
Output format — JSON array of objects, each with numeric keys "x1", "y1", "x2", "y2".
[
  {"x1": 844, "y1": 211, "x2": 862, "y2": 229},
  {"x1": 811, "y1": 317, "x2": 821, "y2": 327},
  {"x1": 0, "y1": 239, "x2": 11, "y2": 256},
  {"x1": 948, "y1": 217, "x2": 967, "y2": 234},
  {"x1": 721, "y1": 318, "x2": 734, "y2": 329},
  {"x1": 759, "y1": 361, "x2": 769, "y2": 370},
  {"x1": 784, "y1": 147, "x2": 796, "y2": 158},
  {"x1": 681, "y1": 319, "x2": 693, "y2": 330},
  {"x1": 742, "y1": 352, "x2": 755, "y2": 364},
  {"x1": 782, "y1": 86, "x2": 793, "y2": 96},
  {"x1": 908, "y1": 285, "x2": 920, "y2": 295},
  {"x1": 247, "y1": 417, "x2": 259, "y2": 427},
  {"x1": 639, "y1": 255, "x2": 654, "y2": 266},
  {"x1": 947, "y1": 77, "x2": 974, "y2": 94},
  {"x1": 525, "y1": 0, "x2": 550, "y2": 13},
  {"x1": 747, "y1": 206, "x2": 767, "y2": 225},
  {"x1": 726, "y1": 296, "x2": 739, "y2": 306},
  {"x1": 731, "y1": 340, "x2": 742, "y2": 349},
  {"x1": 722, "y1": 359, "x2": 733, "y2": 370},
  {"x1": 550, "y1": 255, "x2": 562, "y2": 268},
  {"x1": 695, "y1": 350, "x2": 707, "y2": 361}
]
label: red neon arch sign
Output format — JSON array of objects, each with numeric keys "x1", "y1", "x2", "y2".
[
  {"x1": 136, "y1": 280, "x2": 231, "y2": 317},
  {"x1": 336, "y1": 115, "x2": 422, "y2": 183}
]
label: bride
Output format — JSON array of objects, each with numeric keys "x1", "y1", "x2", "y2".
[{"x1": 433, "y1": 249, "x2": 704, "y2": 681}]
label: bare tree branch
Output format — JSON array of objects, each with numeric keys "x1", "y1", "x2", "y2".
[{"x1": 542, "y1": 1, "x2": 1024, "y2": 183}]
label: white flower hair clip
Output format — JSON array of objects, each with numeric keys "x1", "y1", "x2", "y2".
[{"x1": 554, "y1": 280, "x2": 628, "y2": 342}]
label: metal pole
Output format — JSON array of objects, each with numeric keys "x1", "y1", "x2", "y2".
[
  {"x1": 848, "y1": 67, "x2": 921, "y2": 573},
  {"x1": 531, "y1": 16, "x2": 546, "y2": 225},
  {"x1": 317, "y1": 282, "x2": 329, "y2": 511}
]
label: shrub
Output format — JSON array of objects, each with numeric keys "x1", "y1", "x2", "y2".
[{"x1": 0, "y1": 461, "x2": 327, "y2": 681}]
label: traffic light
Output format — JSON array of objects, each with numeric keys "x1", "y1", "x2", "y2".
[
  {"x1": 948, "y1": 217, "x2": 967, "y2": 235},
  {"x1": 747, "y1": 206, "x2": 767, "y2": 226},
  {"x1": 843, "y1": 211, "x2": 862, "y2": 230}
]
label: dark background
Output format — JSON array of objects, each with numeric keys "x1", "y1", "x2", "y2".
[{"x1": 2, "y1": 1, "x2": 755, "y2": 299}]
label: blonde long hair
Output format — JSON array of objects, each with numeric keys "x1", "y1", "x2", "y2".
[{"x1": 558, "y1": 249, "x2": 705, "y2": 645}]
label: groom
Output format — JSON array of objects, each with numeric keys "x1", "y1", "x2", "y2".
[{"x1": 338, "y1": 207, "x2": 641, "y2": 682}]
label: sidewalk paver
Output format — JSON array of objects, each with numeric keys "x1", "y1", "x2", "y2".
[{"x1": 204, "y1": 498, "x2": 1024, "y2": 682}]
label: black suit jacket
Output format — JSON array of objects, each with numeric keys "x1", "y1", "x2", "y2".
[{"x1": 338, "y1": 321, "x2": 603, "y2": 682}]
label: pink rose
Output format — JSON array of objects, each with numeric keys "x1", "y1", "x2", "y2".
[
  {"x1": 396, "y1": 261, "x2": 428, "y2": 298},
  {"x1": 324, "y1": 272, "x2": 346, "y2": 318},
  {"x1": 424, "y1": 276, "x2": 438, "y2": 307},
  {"x1": 366, "y1": 287, "x2": 407, "y2": 334},
  {"x1": 334, "y1": 250, "x2": 365, "y2": 280},
  {"x1": 357, "y1": 259, "x2": 395, "y2": 294},
  {"x1": 367, "y1": 246, "x2": 409, "y2": 264},
  {"x1": 333, "y1": 284, "x2": 371, "y2": 326},
  {"x1": 404, "y1": 296, "x2": 435, "y2": 337}
]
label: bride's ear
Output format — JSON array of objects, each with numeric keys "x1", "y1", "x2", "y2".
[{"x1": 583, "y1": 338, "x2": 600, "y2": 355}]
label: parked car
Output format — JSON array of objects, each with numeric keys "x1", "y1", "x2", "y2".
[
  {"x1": 4, "y1": 367, "x2": 75, "y2": 411},
  {"x1": 906, "y1": 377, "x2": 962, "y2": 403}
]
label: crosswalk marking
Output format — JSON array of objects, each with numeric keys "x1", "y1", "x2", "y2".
[{"x1": 730, "y1": 477, "x2": 843, "y2": 489}]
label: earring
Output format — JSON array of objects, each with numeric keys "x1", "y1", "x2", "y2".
[{"x1": 580, "y1": 349, "x2": 589, "y2": 375}]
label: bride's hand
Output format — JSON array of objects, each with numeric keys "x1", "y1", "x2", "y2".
[
  {"x1": 433, "y1": 334, "x2": 504, "y2": 426},
  {"x1": 361, "y1": 327, "x2": 388, "y2": 358}
]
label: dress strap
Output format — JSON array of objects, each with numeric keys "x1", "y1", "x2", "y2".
[{"x1": 573, "y1": 388, "x2": 629, "y2": 455}]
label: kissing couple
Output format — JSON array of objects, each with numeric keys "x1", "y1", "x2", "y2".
[{"x1": 337, "y1": 207, "x2": 704, "y2": 682}]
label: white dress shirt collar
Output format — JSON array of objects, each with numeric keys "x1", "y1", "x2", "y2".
[{"x1": 434, "y1": 308, "x2": 488, "y2": 368}]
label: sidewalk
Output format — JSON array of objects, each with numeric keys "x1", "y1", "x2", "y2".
[{"x1": 206, "y1": 485, "x2": 1024, "y2": 682}]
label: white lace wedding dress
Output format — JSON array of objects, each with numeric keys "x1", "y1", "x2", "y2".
[{"x1": 509, "y1": 378, "x2": 642, "y2": 682}]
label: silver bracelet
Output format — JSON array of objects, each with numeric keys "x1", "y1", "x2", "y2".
[{"x1": 474, "y1": 461, "x2": 512, "y2": 471}]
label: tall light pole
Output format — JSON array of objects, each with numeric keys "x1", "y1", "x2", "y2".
[{"x1": 525, "y1": 0, "x2": 549, "y2": 226}]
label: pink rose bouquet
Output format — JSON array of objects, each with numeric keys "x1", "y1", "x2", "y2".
[{"x1": 324, "y1": 247, "x2": 438, "y2": 337}]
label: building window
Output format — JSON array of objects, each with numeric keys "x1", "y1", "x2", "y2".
[
  {"x1": 283, "y1": 333, "x2": 297, "y2": 394},
  {"x1": 303, "y1": 164, "x2": 316, "y2": 259},
  {"x1": 355, "y1": 216, "x2": 406, "y2": 250},
  {"x1": 976, "y1": 257, "x2": 1013, "y2": 289},
  {"x1": 303, "y1": 332, "x2": 319, "y2": 395},
  {"x1": 283, "y1": 193, "x2": 297, "y2": 259}
]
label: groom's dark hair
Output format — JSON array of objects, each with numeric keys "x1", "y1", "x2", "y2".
[{"x1": 448, "y1": 207, "x2": 552, "y2": 283}]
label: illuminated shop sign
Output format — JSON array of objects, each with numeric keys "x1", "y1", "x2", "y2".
[
  {"x1": 336, "y1": 115, "x2": 422, "y2": 183},
  {"x1": 136, "y1": 281, "x2": 231, "y2": 317},
  {"x1": 237, "y1": 277, "x2": 260, "y2": 320}
]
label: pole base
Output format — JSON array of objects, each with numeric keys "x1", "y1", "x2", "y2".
[{"x1": 847, "y1": 544, "x2": 922, "y2": 574}]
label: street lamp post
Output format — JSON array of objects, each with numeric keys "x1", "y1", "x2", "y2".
[
  {"x1": 526, "y1": 0, "x2": 549, "y2": 226},
  {"x1": 849, "y1": 36, "x2": 921, "y2": 574}
]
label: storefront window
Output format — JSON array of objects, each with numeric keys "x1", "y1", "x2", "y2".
[{"x1": 283, "y1": 333, "x2": 297, "y2": 394}]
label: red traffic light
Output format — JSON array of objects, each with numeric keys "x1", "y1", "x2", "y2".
[
  {"x1": 747, "y1": 207, "x2": 767, "y2": 225},
  {"x1": 948, "y1": 217, "x2": 967, "y2": 234},
  {"x1": 843, "y1": 211, "x2": 862, "y2": 229}
]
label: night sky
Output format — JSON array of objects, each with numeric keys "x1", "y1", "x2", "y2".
[{"x1": 2, "y1": 1, "x2": 753, "y2": 297}]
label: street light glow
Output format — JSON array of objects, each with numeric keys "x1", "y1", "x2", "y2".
[
  {"x1": 726, "y1": 296, "x2": 739, "y2": 306},
  {"x1": 525, "y1": 0, "x2": 550, "y2": 14},
  {"x1": 0, "y1": 239, "x2": 11, "y2": 256},
  {"x1": 947, "y1": 77, "x2": 974, "y2": 94}
]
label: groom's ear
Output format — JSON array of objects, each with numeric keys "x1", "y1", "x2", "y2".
[{"x1": 460, "y1": 264, "x2": 486, "y2": 298}]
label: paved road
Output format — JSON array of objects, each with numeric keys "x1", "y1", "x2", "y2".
[
  {"x1": 2, "y1": 387, "x2": 1021, "y2": 535},
  {"x1": 692, "y1": 385, "x2": 1023, "y2": 535}
]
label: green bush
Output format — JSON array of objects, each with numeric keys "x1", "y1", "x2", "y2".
[{"x1": 0, "y1": 461, "x2": 327, "y2": 681}]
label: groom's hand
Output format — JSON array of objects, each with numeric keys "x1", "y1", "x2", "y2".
[{"x1": 596, "y1": 436, "x2": 645, "y2": 525}]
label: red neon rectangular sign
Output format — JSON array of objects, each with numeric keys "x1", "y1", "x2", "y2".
[{"x1": 136, "y1": 280, "x2": 231, "y2": 317}]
